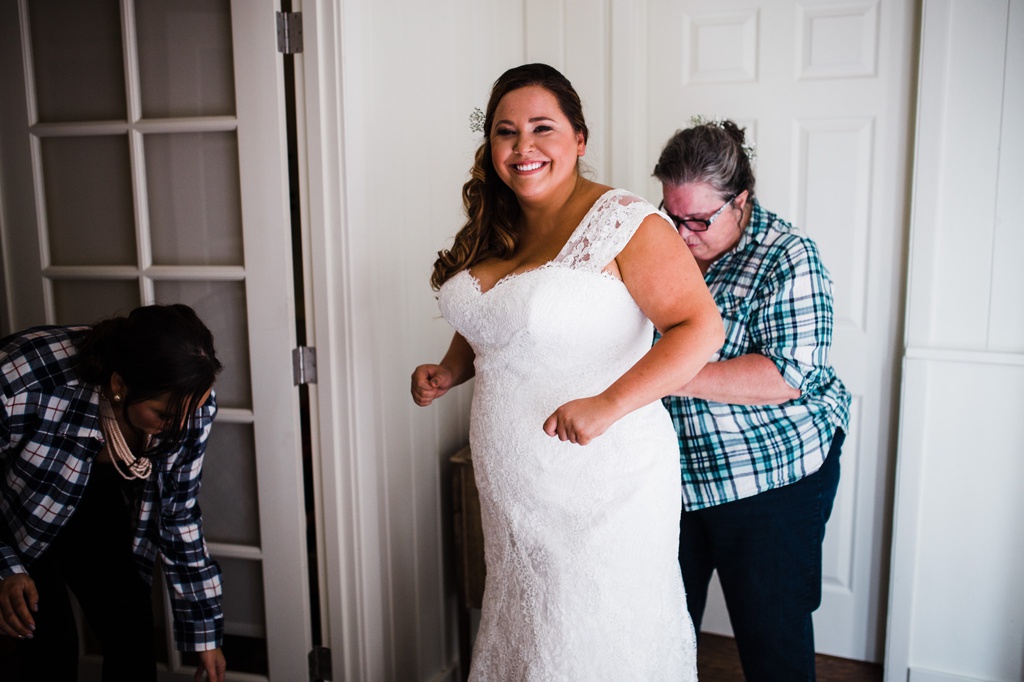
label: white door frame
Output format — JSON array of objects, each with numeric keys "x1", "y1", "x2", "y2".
[
  {"x1": 290, "y1": 2, "x2": 386, "y2": 680},
  {"x1": 230, "y1": 2, "x2": 313, "y2": 680}
]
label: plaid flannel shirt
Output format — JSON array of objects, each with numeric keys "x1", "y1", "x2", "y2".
[
  {"x1": 0, "y1": 326, "x2": 224, "y2": 651},
  {"x1": 661, "y1": 200, "x2": 851, "y2": 511}
]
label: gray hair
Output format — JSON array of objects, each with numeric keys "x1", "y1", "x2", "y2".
[{"x1": 653, "y1": 119, "x2": 756, "y2": 199}]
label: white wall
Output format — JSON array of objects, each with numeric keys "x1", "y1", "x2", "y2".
[{"x1": 886, "y1": 1, "x2": 1024, "y2": 680}]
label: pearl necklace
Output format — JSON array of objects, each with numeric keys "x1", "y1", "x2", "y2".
[{"x1": 98, "y1": 395, "x2": 152, "y2": 480}]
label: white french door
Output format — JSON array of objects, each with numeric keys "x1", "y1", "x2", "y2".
[
  {"x1": 0, "y1": 1, "x2": 313, "y2": 679},
  {"x1": 635, "y1": 0, "x2": 917, "y2": 662}
]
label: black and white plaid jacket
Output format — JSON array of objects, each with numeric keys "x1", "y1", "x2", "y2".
[{"x1": 0, "y1": 325, "x2": 223, "y2": 651}]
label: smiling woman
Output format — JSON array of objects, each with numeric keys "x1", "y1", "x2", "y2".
[
  {"x1": 429, "y1": 64, "x2": 592, "y2": 292},
  {"x1": 411, "y1": 63, "x2": 723, "y2": 680},
  {"x1": 0, "y1": 304, "x2": 227, "y2": 682},
  {"x1": 488, "y1": 85, "x2": 586, "y2": 209}
]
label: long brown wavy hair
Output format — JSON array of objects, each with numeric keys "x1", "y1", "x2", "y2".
[{"x1": 430, "y1": 63, "x2": 590, "y2": 290}]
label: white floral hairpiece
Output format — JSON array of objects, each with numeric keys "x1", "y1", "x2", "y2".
[
  {"x1": 689, "y1": 114, "x2": 725, "y2": 128},
  {"x1": 689, "y1": 114, "x2": 757, "y2": 163},
  {"x1": 469, "y1": 107, "x2": 486, "y2": 134}
]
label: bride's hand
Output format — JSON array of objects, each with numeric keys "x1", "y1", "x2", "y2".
[
  {"x1": 543, "y1": 395, "x2": 619, "y2": 446},
  {"x1": 411, "y1": 364, "x2": 455, "y2": 406}
]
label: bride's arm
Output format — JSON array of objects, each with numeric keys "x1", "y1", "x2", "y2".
[
  {"x1": 543, "y1": 213, "x2": 723, "y2": 444},
  {"x1": 411, "y1": 332, "x2": 476, "y2": 407},
  {"x1": 616, "y1": 213, "x2": 724, "y2": 401}
]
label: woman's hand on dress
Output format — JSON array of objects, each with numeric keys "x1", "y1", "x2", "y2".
[
  {"x1": 194, "y1": 647, "x2": 227, "y2": 682},
  {"x1": 0, "y1": 573, "x2": 38, "y2": 639},
  {"x1": 543, "y1": 395, "x2": 619, "y2": 446},
  {"x1": 411, "y1": 364, "x2": 455, "y2": 406}
]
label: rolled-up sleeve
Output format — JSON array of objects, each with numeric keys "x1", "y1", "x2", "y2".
[
  {"x1": 748, "y1": 237, "x2": 836, "y2": 394},
  {"x1": 158, "y1": 397, "x2": 224, "y2": 652}
]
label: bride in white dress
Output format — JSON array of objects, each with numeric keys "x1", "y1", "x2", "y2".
[{"x1": 411, "y1": 63, "x2": 723, "y2": 681}]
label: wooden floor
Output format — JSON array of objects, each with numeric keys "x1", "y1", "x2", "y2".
[
  {"x1": 3, "y1": 628, "x2": 887, "y2": 680},
  {"x1": 698, "y1": 633, "x2": 883, "y2": 681}
]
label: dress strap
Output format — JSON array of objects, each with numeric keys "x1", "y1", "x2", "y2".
[{"x1": 556, "y1": 189, "x2": 667, "y2": 272}]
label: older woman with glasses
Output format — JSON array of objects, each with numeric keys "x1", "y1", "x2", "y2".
[{"x1": 654, "y1": 118, "x2": 851, "y2": 681}]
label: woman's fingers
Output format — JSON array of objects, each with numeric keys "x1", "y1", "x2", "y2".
[
  {"x1": 411, "y1": 365, "x2": 439, "y2": 405},
  {"x1": 0, "y1": 574, "x2": 38, "y2": 638},
  {"x1": 411, "y1": 364, "x2": 454, "y2": 406},
  {"x1": 543, "y1": 400, "x2": 606, "y2": 445}
]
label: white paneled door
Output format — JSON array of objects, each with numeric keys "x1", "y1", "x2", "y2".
[
  {"x1": 0, "y1": 1, "x2": 312, "y2": 679},
  {"x1": 636, "y1": 0, "x2": 917, "y2": 662}
]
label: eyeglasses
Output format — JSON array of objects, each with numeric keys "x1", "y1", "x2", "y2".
[{"x1": 659, "y1": 194, "x2": 737, "y2": 232}]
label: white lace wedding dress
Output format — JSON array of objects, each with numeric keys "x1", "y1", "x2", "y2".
[{"x1": 439, "y1": 189, "x2": 697, "y2": 681}]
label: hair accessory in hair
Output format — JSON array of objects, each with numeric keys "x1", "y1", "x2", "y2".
[
  {"x1": 688, "y1": 114, "x2": 758, "y2": 163},
  {"x1": 470, "y1": 107, "x2": 486, "y2": 134},
  {"x1": 689, "y1": 113, "x2": 725, "y2": 128}
]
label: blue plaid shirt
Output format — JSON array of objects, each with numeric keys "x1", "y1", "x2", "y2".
[
  {"x1": 661, "y1": 200, "x2": 850, "y2": 511},
  {"x1": 0, "y1": 326, "x2": 224, "y2": 651}
]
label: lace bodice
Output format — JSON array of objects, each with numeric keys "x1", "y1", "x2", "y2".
[{"x1": 442, "y1": 190, "x2": 663, "y2": 383}]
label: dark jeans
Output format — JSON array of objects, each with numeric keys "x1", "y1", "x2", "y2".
[
  {"x1": 680, "y1": 428, "x2": 844, "y2": 682},
  {"x1": 9, "y1": 464, "x2": 157, "y2": 682}
]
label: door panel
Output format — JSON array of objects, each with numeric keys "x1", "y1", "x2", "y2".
[{"x1": 0, "y1": 0, "x2": 311, "y2": 679}]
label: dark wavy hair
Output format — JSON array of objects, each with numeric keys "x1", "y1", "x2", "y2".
[
  {"x1": 430, "y1": 63, "x2": 590, "y2": 289},
  {"x1": 77, "y1": 304, "x2": 222, "y2": 455},
  {"x1": 653, "y1": 119, "x2": 756, "y2": 201}
]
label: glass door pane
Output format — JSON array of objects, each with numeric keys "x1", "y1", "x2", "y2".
[
  {"x1": 136, "y1": 0, "x2": 236, "y2": 119},
  {"x1": 145, "y1": 132, "x2": 245, "y2": 267},
  {"x1": 41, "y1": 136, "x2": 136, "y2": 266},
  {"x1": 29, "y1": 0, "x2": 126, "y2": 122}
]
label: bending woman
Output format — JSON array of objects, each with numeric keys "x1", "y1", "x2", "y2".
[
  {"x1": 655, "y1": 119, "x2": 851, "y2": 681},
  {"x1": 0, "y1": 304, "x2": 226, "y2": 682}
]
